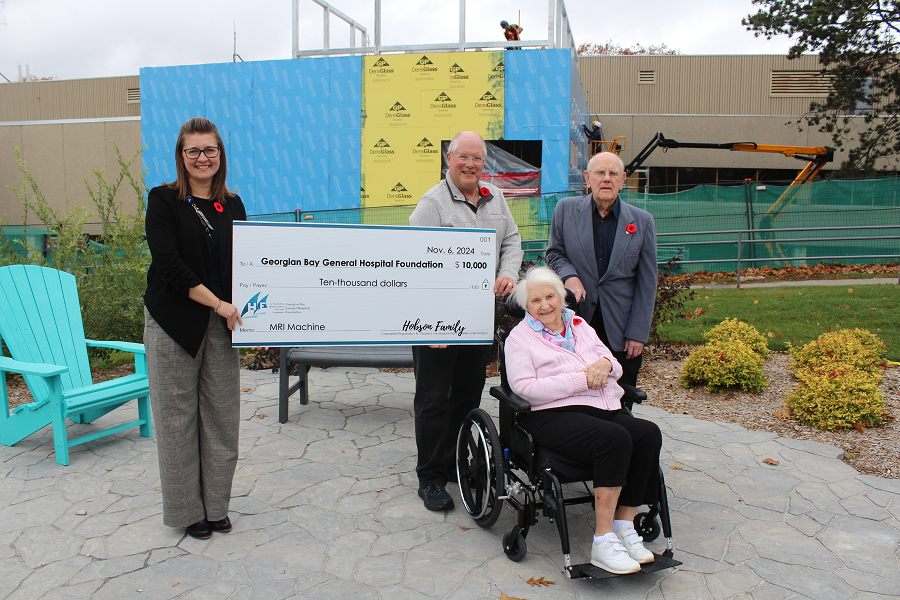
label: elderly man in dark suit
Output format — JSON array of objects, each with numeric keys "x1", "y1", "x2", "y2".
[{"x1": 546, "y1": 152, "x2": 657, "y2": 387}]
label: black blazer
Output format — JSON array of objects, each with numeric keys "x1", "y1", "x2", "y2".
[{"x1": 144, "y1": 185, "x2": 247, "y2": 358}]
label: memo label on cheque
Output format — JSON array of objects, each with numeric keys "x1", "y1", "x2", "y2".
[{"x1": 232, "y1": 222, "x2": 497, "y2": 347}]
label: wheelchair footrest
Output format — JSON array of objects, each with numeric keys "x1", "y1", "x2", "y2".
[{"x1": 567, "y1": 551, "x2": 681, "y2": 580}]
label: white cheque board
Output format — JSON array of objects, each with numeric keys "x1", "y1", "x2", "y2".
[{"x1": 232, "y1": 221, "x2": 497, "y2": 346}]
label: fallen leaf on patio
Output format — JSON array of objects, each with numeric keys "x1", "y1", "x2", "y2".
[
  {"x1": 500, "y1": 593, "x2": 525, "y2": 600},
  {"x1": 460, "y1": 526, "x2": 472, "y2": 531},
  {"x1": 258, "y1": 414, "x2": 267, "y2": 418},
  {"x1": 526, "y1": 576, "x2": 555, "y2": 587},
  {"x1": 773, "y1": 409, "x2": 791, "y2": 419},
  {"x1": 241, "y1": 388, "x2": 251, "y2": 392},
  {"x1": 340, "y1": 449, "x2": 345, "y2": 453},
  {"x1": 671, "y1": 465, "x2": 683, "y2": 470},
  {"x1": 762, "y1": 458, "x2": 779, "y2": 465},
  {"x1": 172, "y1": 582, "x2": 180, "y2": 588}
]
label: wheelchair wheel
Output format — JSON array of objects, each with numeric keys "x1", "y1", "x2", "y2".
[
  {"x1": 634, "y1": 512, "x2": 661, "y2": 542},
  {"x1": 456, "y1": 408, "x2": 505, "y2": 528},
  {"x1": 502, "y1": 530, "x2": 527, "y2": 562}
]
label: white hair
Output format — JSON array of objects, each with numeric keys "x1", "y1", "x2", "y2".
[
  {"x1": 448, "y1": 131, "x2": 487, "y2": 156},
  {"x1": 587, "y1": 152, "x2": 625, "y2": 173},
  {"x1": 510, "y1": 266, "x2": 566, "y2": 310}
]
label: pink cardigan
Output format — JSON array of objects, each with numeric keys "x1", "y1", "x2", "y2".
[{"x1": 505, "y1": 317, "x2": 624, "y2": 411}]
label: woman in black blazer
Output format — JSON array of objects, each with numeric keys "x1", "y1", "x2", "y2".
[{"x1": 144, "y1": 117, "x2": 246, "y2": 539}]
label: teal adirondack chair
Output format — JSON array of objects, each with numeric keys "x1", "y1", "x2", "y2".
[{"x1": 0, "y1": 265, "x2": 152, "y2": 465}]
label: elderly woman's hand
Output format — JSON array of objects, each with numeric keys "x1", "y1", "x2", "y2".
[{"x1": 582, "y1": 358, "x2": 612, "y2": 389}]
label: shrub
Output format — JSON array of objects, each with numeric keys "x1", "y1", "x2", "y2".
[
  {"x1": 649, "y1": 249, "x2": 696, "y2": 349},
  {"x1": 702, "y1": 318, "x2": 769, "y2": 359},
  {"x1": 2, "y1": 144, "x2": 149, "y2": 350},
  {"x1": 680, "y1": 339, "x2": 768, "y2": 392},
  {"x1": 789, "y1": 328, "x2": 886, "y2": 376},
  {"x1": 787, "y1": 364, "x2": 885, "y2": 431}
]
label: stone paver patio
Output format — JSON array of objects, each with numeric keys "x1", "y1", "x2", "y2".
[{"x1": 1, "y1": 367, "x2": 899, "y2": 599}]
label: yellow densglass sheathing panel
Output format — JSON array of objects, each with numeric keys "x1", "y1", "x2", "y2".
[{"x1": 361, "y1": 51, "x2": 505, "y2": 212}]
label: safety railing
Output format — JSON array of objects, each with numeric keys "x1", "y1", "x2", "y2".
[{"x1": 521, "y1": 224, "x2": 900, "y2": 288}]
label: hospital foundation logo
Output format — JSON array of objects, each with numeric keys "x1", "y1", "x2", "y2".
[
  {"x1": 241, "y1": 292, "x2": 269, "y2": 318},
  {"x1": 476, "y1": 91, "x2": 502, "y2": 108},
  {"x1": 489, "y1": 61, "x2": 505, "y2": 80},
  {"x1": 431, "y1": 92, "x2": 456, "y2": 109},
  {"x1": 371, "y1": 138, "x2": 394, "y2": 154},
  {"x1": 386, "y1": 101, "x2": 411, "y2": 118},
  {"x1": 413, "y1": 55, "x2": 437, "y2": 73},
  {"x1": 369, "y1": 57, "x2": 394, "y2": 74},
  {"x1": 388, "y1": 182, "x2": 412, "y2": 199},
  {"x1": 449, "y1": 63, "x2": 469, "y2": 80},
  {"x1": 413, "y1": 138, "x2": 439, "y2": 155}
]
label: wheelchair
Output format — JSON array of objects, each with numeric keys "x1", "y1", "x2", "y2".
[{"x1": 455, "y1": 297, "x2": 680, "y2": 580}]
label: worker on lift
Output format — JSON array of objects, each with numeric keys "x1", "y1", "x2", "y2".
[
  {"x1": 583, "y1": 121, "x2": 604, "y2": 142},
  {"x1": 500, "y1": 20, "x2": 523, "y2": 50}
]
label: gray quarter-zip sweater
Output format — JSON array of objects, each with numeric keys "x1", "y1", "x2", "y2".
[{"x1": 408, "y1": 178, "x2": 524, "y2": 280}]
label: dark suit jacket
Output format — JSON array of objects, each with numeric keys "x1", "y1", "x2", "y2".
[
  {"x1": 144, "y1": 185, "x2": 246, "y2": 358},
  {"x1": 546, "y1": 194, "x2": 657, "y2": 351}
]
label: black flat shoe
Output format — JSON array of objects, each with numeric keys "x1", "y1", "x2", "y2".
[
  {"x1": 185, "y1": 519, "x2": 212, "y2": 539},
  {"x1": 209, "y1": 516, "x2": 232, "y2": 533}
]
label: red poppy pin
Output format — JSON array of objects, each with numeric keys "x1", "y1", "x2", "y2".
[
  {"x1": 574, "y1": 317, "x2": 583, "y2": 325},
  {"x1": 626, "y1": 223, "x2": 637, "y2": 234},
  {"x1": 213, "y1": 202, "x2": 224, "y2": 213},
  {"x1": 479, "y1": 187, "x2": 491, "y2": 197}
]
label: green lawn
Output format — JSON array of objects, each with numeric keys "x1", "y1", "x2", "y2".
[{"x1": 661, "y1": 283, "x2": 899, "y2": 361}]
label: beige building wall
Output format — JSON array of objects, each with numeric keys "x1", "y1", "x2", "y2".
[
  {"x1": 1, "y1": 76, "x2": 143, "y2": 225},
  {"x1": 0, "y1": 119, "x2": 143, "y2": 225},
  {"x1": 578, "y1": 55, "x2": 849, "y2": 171},
  {"x1": 0, "y1": 76, "x2": 140, "y2": 121}
]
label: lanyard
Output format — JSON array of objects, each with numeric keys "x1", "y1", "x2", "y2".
[{"x1": 185, "y1": 196, "x2": 215, "y2": 237}]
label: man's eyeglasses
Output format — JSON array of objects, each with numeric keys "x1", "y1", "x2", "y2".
[
  {"x1": 588, "y1": 169, "x2": 622, "y2": 178},
  {"x1": 453, "y1": 152, "x2": 485, "y2": 164},
  {"x1": 183, "y1": 147, "x2": 220, "y2": 159}
]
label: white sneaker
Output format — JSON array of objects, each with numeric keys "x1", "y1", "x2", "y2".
[
  {"x1": 590, "y1": 532, "x2": 641, "y2": 574},
  {"x1": 615, "y1": 522, "x2": 655, "y2": 564}
]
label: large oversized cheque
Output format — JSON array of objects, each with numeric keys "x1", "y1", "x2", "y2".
[{"x1": 232, "y1": 222, "x2": 497, "y2": 346}]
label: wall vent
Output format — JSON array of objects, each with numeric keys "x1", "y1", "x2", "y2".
[
  {"x1": 638, "y1": 70, "x2": 655, "y2": 84},
  {"x1": 770, "y1": 71, "x2": 831, "y2": 96},
  {"x1": 126, "y1": 88, "x2": 140, "y2": 104}
]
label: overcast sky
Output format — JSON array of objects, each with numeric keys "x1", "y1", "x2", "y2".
[{"x1": 0, "y1": 0, "x2": 795, "y2": 82}]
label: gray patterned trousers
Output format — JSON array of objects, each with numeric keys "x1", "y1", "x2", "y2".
[{"x1": 144, "y1": 307, "x2": 240, "y2": 528}]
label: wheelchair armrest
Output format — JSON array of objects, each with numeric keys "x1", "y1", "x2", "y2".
[
  {"x1": 619, "y1": 382, "x2": 647, "y2": 405},
  {"x1": 489, "y1": 385, "x2": 532, "y2": 415}
]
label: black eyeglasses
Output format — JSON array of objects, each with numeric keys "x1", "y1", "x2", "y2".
[{"x1": 183, "y1": 147, "x2": 220, "y2": 159}]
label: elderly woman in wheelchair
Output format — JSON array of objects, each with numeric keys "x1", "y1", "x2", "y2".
[{"x1": 502, "y1": 266, "x2": 663, "y2": 575}]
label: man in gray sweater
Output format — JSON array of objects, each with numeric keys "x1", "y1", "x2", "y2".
[{"x1": 409, "y1": 130, "x2": 523, "y2": 511}]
